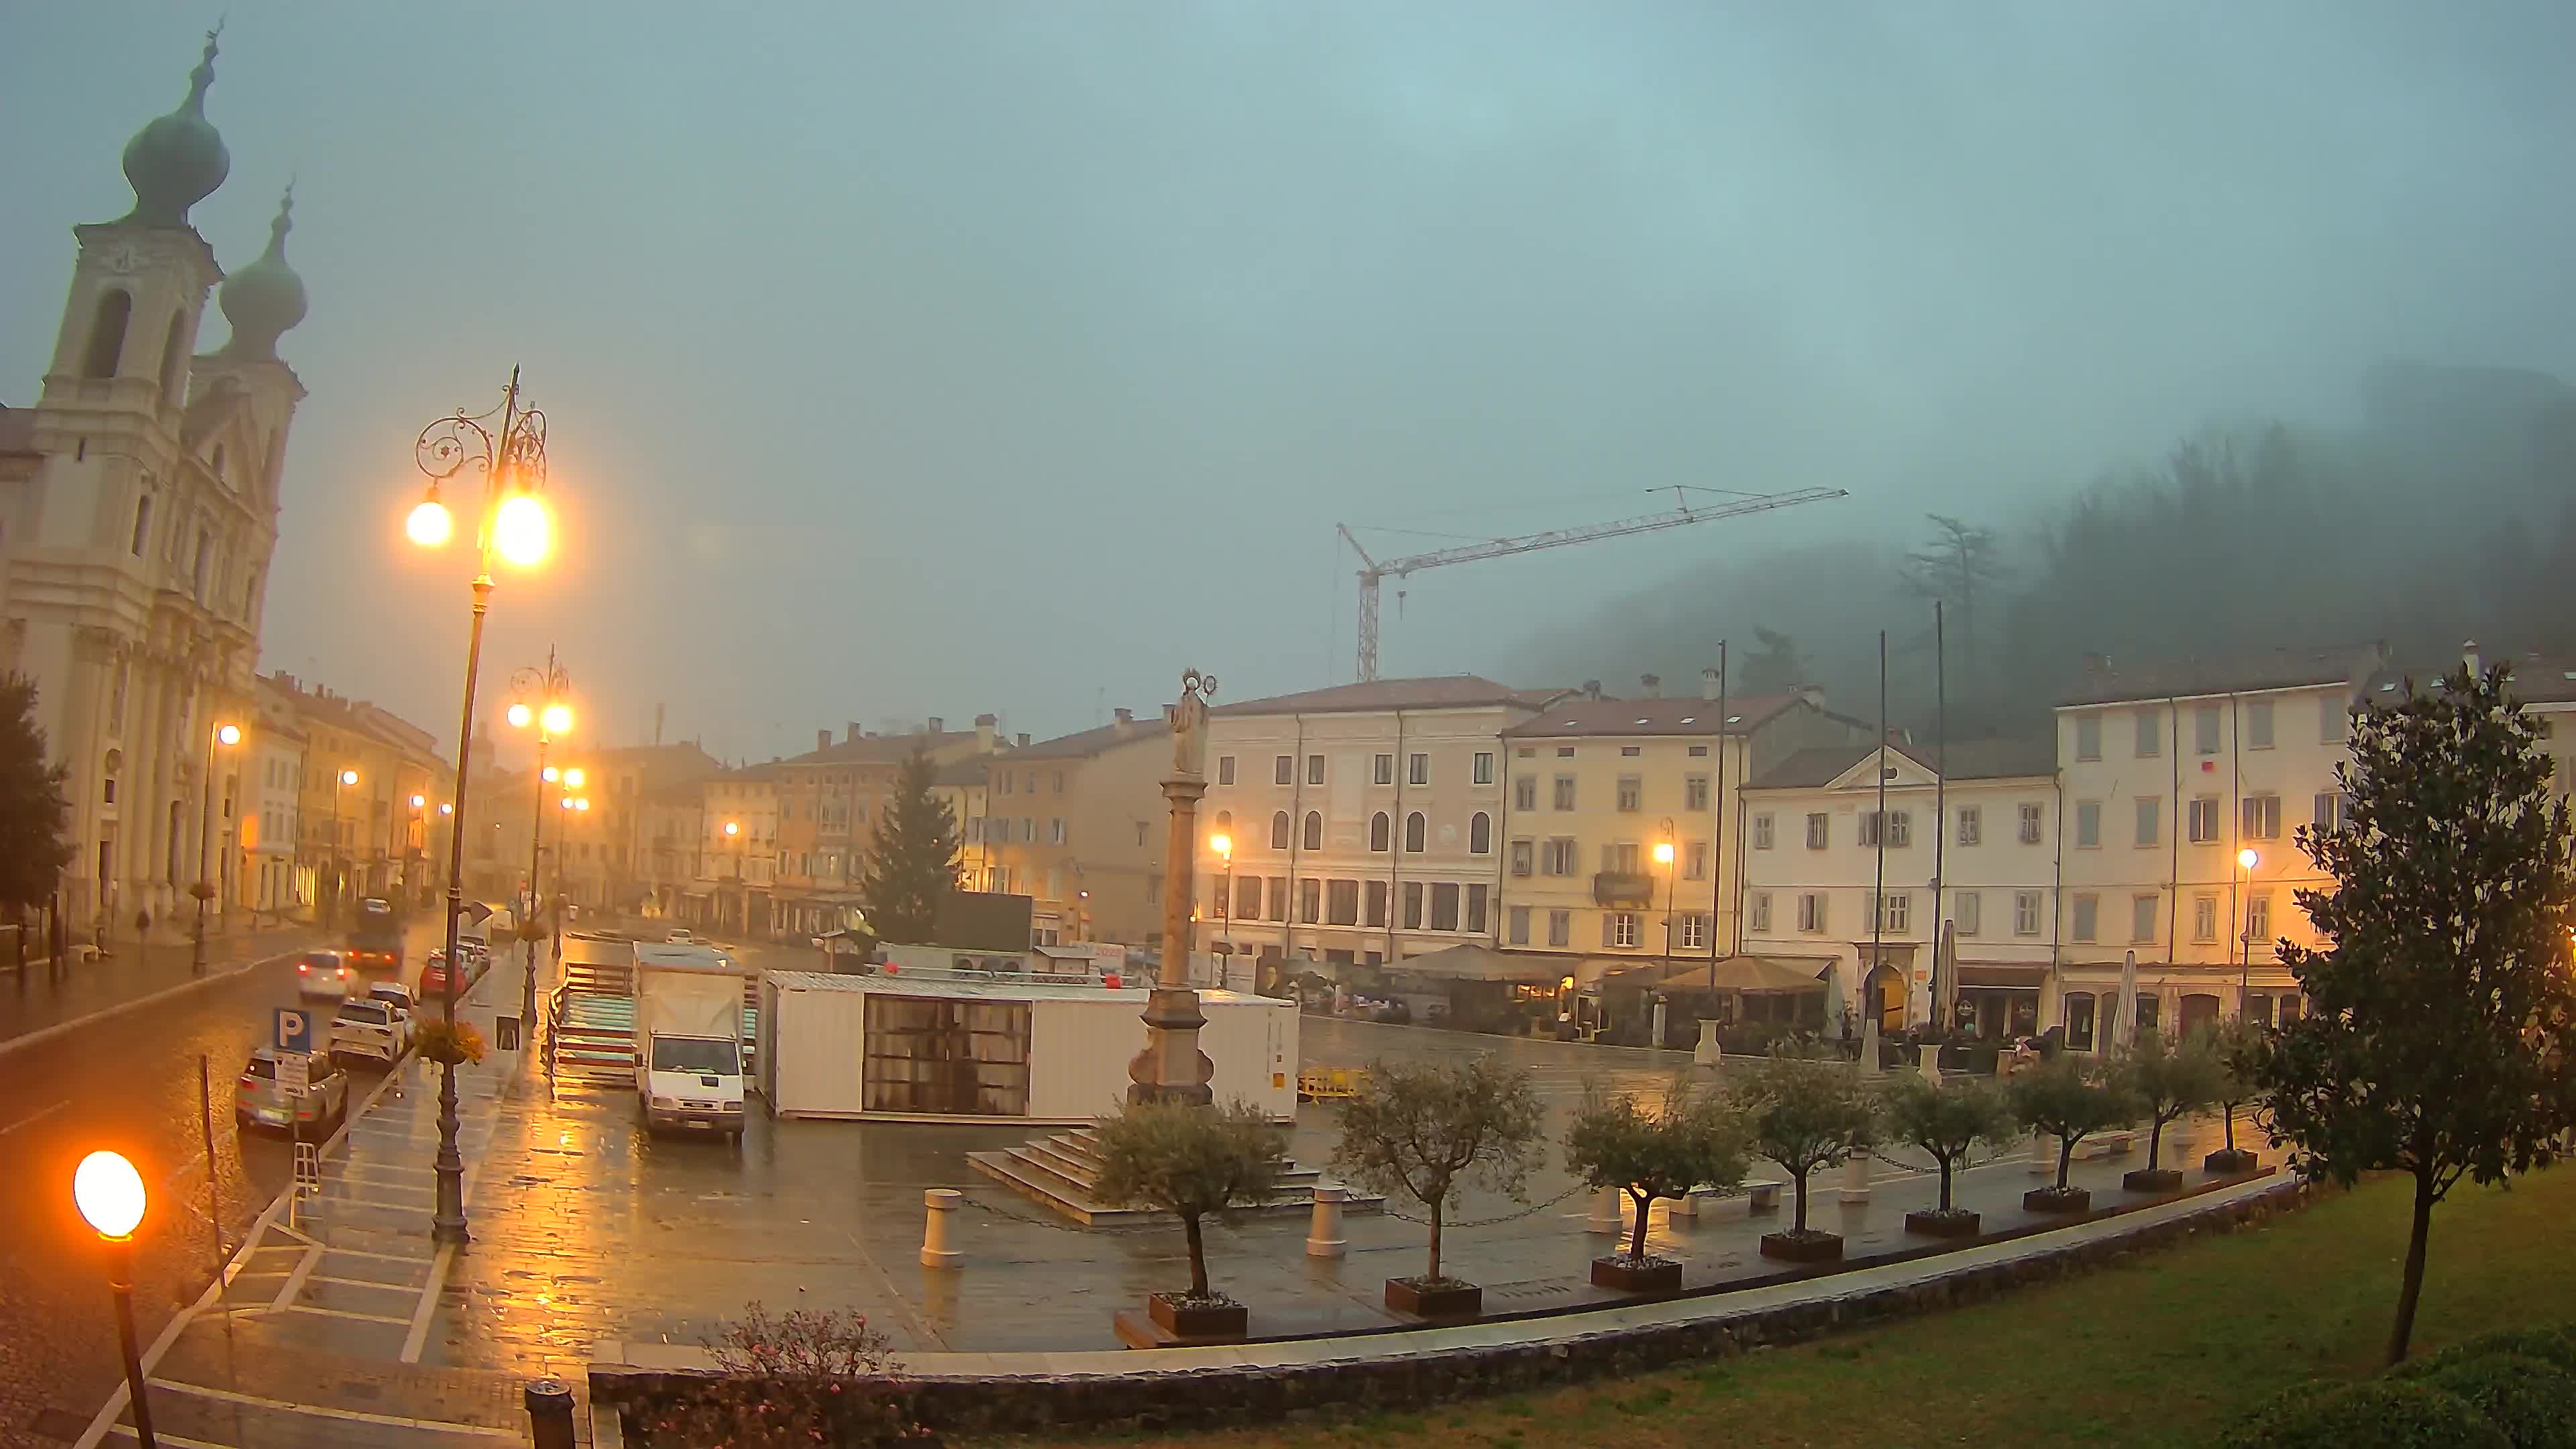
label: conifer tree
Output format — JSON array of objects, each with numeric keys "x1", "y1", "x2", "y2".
[{"x1": 856, "y1": 747, "x2": 961, "y2": 945}]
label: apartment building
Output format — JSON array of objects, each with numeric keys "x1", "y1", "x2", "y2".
[
  {"x1": 635, "y1": 778, "x2": 706, "y2": 919},
  {"x1": 260, "y1": 672, "x2": 449, "y2": 916},
  {"x1": 481, "y1": 741, "x2": 718, "y2": 918},
  {"x1": 1199, "y1": 676, "x2": 1564, "y2": 967},
  {"x1": 691, "y1": 762, "x2": 781, "y2": 934},
  {"x1": 1495, "y1": 675, "x2": 1875, "y2": 985},
  {"x1": 241, "y1": 684, "x2": 308, "y2": 917},
  {"x1": 763, "y1": 717, "x2": 1002, "y2": 938},
  {"x1": 938, "y1": 709, "x2": 1173, "y2": 946},
  {"x1": 1739, "y1": 737, "x2": 2058, "y2": 1037},
  {"x1": 2051, "y1": 646, "x2": 2387, "y2": 1049}
]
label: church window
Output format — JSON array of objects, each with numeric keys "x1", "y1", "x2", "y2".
[
  {"x1": 158, "y1": 310, "x2": 188, "y2": 404},
  {"x1": 84, "y1": 290, "x2": 131, "y2": 378},
  {"x1": 192, "y1": 530, "x2": 209, "y2": 600},
  {"x1": 129, "y1": 494, "x2": 152, "y2": 557}
]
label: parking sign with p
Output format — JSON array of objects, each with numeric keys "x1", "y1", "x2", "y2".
[{"x1": 273, "y1": 1006, "x2": 313, "y2": 1055}]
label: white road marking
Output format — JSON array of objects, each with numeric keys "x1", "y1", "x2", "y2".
[
  {"x1": 0, "y1": 1098, "x2": 69, "y2": 1135},
  {"x1": 319, "y1": 1245, "x2": 435, "y2": 1265},
  {"x1": 399, "y1": 1240, "x2": 457, "y2": 1364},
  {"x1": 310, "y1": 1273, "x2": 419, "y2": 1293},
  {"x1": 143, "y1": 1379, "x2": 523, "y2": 1438},
  {"x1": 278, "y1": 1303, "x2": 413, "y2": 1325},
  {"x1": 107, "y1": 1427, "x2": 232, "y2": 1448}
]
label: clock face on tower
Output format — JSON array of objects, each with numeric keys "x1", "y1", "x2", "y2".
[{"x1": 102, "y1": 240, "x2": 147, "y2": 274}]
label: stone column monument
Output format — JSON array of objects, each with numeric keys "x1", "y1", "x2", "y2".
[{"x1": 1129, "y1": 669, "x2": 1218, "y2": 1106}]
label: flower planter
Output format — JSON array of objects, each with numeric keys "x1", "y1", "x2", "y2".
[
  {"x1": 1384, "y1": 1277, "x2": 1483, "y2": 1318},
  {"x1": 1589, "y1": 1254, "x2": 1683, "y2": 1293},
  {"x1": 2023, "y1": 1186, "x2": 2092, "y2": 1214},
  {"x1": 2204, "y1": 1147, "x2": 2260, "y2": 1174},
  {"x1": 1145, "y1": 1292, "x2": 1246, "y2": 1340},
  {"x1": 2121, "y1": 1167, "x2": 2184, "y2": 1193},
  {"x1": 1758, "y1": 1230, "x2": 1845, "y2": 1263},
  {"x1": 1902, "y1": 1208, "x2": 1982, "y2": 1238}
]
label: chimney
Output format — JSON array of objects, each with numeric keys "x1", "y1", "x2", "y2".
[
  {"x1": 975, "y1": 713, "x2": 997, "y2": 751},
  {"x1": 1582, "y1": 679, "x2": 1603, "y2": 701},
  {"x1": 926, "y1": 716, "x2": 945, "y2": 735},
  {"x1": 1796, "y1": 684, "x2": 1826, "y2": 710},
  {"x1": 1640, "y1": 674, "x2": 1662, "y2": 699},
  {"x1": 2463, "y1": 639, "x2": 2481, "y2": 675},
  {"x1": 845, "y1": 721, "x2": 861, "y2": 744},
  {"x1": 1113, "y1": 706, "x2": 1136, "y2": 736},
  {"x1": 817, "y1": 729, "x2": 832, "y2": 753},
  {"x1": 1701, "y1": 667, "x2": 1721, "y2": 701},
  {"x1": 1016, "y1": 733, "x2": 1030, "y2": 748},
  {"x1": 653, "y1": 702, "x2": 665, "y2": 746}
]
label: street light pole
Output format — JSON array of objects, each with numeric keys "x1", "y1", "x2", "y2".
[
  {"x1": 193, "y1": 722, "x2": 240, "y2": 974},
  {"x1": 410, "y1": 368, "x2": 553, "y2": 1246},
  {"x1": 74, "y1": 1150, "x2": 155, "y2": 1449},
  {"x1": 2237, "y1": 847, "x2": 2259, "y2": 1008}
]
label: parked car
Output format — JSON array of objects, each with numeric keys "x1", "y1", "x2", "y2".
[
  {"x1": 329, "y1": 997, "x2": 407, "y2": 1067},
  {"x1": 418, "y1": 950, "x2": 461, "y2": 1000},
  {"x1": 296, "y1": 949, "x2": 357, "y2": 1001},
  {"x1": 665, "y1": 928, "x2": 694, "y2": 944},
  {"x1": 367, "y1": 979, "x2": 417, "y2": 1024},
  {"x1": 235, "y1": 1048, "x2": 348, "y2": 1134}
]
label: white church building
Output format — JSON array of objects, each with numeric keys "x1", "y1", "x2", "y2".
[{"x1": 0, "y1": 29, "x2": 308, "y2": 938}]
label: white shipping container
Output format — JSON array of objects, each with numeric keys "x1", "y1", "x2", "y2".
[{"x1": 760, "y1": 971, "x2": 1295, "y2": 1123}]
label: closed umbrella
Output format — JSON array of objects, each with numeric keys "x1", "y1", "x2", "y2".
[{"x1": 2114, "y1": 949, "x2": 2138, "y2": 1051}]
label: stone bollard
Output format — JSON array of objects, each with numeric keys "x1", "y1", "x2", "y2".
[
  {"x1": 2029, "y1": 1132, "x2": 2059, "y2": 1176},
  {"x1": 1587, "y1": 1185, "x2": 1623, "y2": 1234},
  {"x1": 524, "y1": 1377, "x2": 577, "y2": 1449},
  {"x1": 1693, "y1": 1019, "x2": 1723, "y2": 1068},
  {"x1": 920, "y1": 1188, "x2": 964, "y2": 1269},
  {"x1": 1838, "y1": 1150, "x2": 1872, "y2": 1206},
  {"x1": 1305, "y1": 1183, "x2": 1348, "y2": 1258},
  {"x1": 1917, "y1": 1043, "x2": 1943, "y2": 1083}
]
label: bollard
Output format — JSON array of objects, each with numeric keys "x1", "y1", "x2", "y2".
[
  {"x1": 1838, "y1": 1150, "x2": 1872, "y2": 1205},
  {"x1": 1305, "y1": 1183, "x2": 1348, "y2": 1258},
  {"x1": 920, "y1": 1187, "x2": 964, "y2": 1269},
  {"x1": 524, "y1": 1377, "x2": 577, "y2": 1449},
  {"x1": 2029, "y1": 1131, "x2": 2059, "y2": 1176},
  {"x1": 1587, "y1": 1185, "x2": 1623, "y2": 1234},
  {"x1": 1693, "y1": 1018, "x2": 1723, "y2": 1068},
  {"x1": 1917, "y1": 1042, "x2": 1943, "y2": 1083}
]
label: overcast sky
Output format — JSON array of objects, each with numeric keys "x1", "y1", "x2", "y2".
[{"x1": 7, "y1": 3, "x2": 2572, "y2": 766}]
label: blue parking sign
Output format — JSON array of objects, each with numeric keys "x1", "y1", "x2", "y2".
[{"x1": 273, "y1": 1006, "x2": 314, "y2": 1054}]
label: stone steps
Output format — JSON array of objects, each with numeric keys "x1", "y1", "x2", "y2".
[{"x1": 965, "y1": 1126, "x2": 1379, "y2": 1228}]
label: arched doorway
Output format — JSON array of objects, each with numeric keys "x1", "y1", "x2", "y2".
[{"x1": 1863, "y1": 961, "x2": 1908, "y2": 1032}]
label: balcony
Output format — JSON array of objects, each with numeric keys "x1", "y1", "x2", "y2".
[{"x1": 1593, "y1": 871, "x2": 1654, "y2": 907}]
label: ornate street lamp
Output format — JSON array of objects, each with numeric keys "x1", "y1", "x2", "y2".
[
  {"x1": 508, "y1": 656, "x2": 572, "y2": 1028},
  {"x1": 409, "y1": 370, "x2": 551, "y2": 1245},
  {"x1": 74, "y1": 1150, "x2": 155, "y2": 1448},
  {"x1": 193, "y1": 722, "x2": 241, "y2": 974}
]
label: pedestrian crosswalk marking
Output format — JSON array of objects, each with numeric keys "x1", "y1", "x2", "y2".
[{"x1": 144, "y1": 1379, "x2": 523, "y2": 1438}]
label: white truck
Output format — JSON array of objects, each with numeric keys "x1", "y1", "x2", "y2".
[{"x1": 633, "y1": 943, "x2": 748, "y2": 1140}]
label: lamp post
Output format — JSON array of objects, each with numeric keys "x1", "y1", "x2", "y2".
[
  {"x1": 2237, "y1": 847, "x2": 2259, "y2": 1007},
  {"x1": 74, "y1": 1150, "x2": 156, "y2": 1448},
  {"x1": 722, "y1": 820, "x2": 741, "y2": 931},
  {"x1": 409, "y1": 369, "x2": 553, "y2": 1246},
  {"x1": 326, "y1": 768, "x2": 357, "y2": 930},
  {"x1": 508, "y1": 682, "x2": 573, "y2": 1027},
  {"x1": 193, "y1": 722, "x2": 241, "y2": 974},
  {"x1": 1654, "y1": 822, "x2": 1677, "y2": 1046}
]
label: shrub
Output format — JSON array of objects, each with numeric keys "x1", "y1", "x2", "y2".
[
  {"x1": 1737, "y1": 1049, "x2": 1878, "y2": 1235},
  {"x1": 2220, "y1": 1379, "x2": 2509, "y2": 1449},
  {"x1": 1562, "y1": 1075, "x2": 1748, "y2": 1263},
  {"x1": 639, "y1": 1301, "x2": 922, "y2": 1447},
  {"x1": 1332, "y1": 1056, "x2": 1544, "y2": 1286},
  {"x1": 2391, "y1": 1327, "x2": 2576, "y2": 1381},
  {"x1": 2413, "y1": 1354, "x2": 2576, "y2": 1449},
  {"x1": 413, "y1": 1018, "x2": 486, "y2": 1066}
]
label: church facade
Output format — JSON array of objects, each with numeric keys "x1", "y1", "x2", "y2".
[{"x1": 0, "y1": 30, "x2": 309, "y2": 937}]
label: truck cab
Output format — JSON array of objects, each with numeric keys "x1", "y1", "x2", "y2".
[{"x1": 633, "y1": 943, "x2": 747, "y2": 1140}]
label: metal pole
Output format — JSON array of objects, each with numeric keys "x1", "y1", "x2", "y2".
[
  {"x1": 106, "y1": 1238, "x2": 158, "y2": 1448},
  {"x1": 1873, "y1": 630, "x2": 1889, "y2": 1029},
  {"x1": 197, "y1": 1055, "x2": 224, "y2": 1287},
  {"x1": 525, "y1": 733, "x2": 547, "y2": 1031},
  {"x1": 193, "y1": 729, "x2": 213, "y2": 974},
  {"x1": 1932, "y1": 599, "x2": 1946, "y2": 1028}
]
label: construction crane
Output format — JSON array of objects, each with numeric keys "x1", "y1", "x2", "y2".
[{"x1": 1337, "y1": 486, "x2": 1847, "y2": 682}]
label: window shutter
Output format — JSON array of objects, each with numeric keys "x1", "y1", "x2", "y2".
[{"x1": 1600, "y1": 914, "x2": 1615, "y2": 947}]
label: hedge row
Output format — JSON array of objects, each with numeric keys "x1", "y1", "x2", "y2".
[{"x1": 2225, "y1": 1320, "x2": 2576, "y2": 1448}]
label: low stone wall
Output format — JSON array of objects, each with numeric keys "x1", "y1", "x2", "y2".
[{"x1": 594, "y1": 1178, "x2": 2309, "y2": 1439}]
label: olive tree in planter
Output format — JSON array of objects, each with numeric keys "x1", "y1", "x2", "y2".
[
  {"x1": 1562, "y1": 1076, "x2": 1747, "y2": 1293},
  {"x1": 2114, "y1": 1029, "x2": 2226, "y2": 1193},
  {"x1": 2008, "y1": 1054, "x2": 2135, "y2": 1214},
  {"x1": 1739, "y1": 1050, "x2": 1878, "y2": 1262},
  {"x1": 2203, "y1": 1014, "x2": 2269, "y2": 1173},
  {"x1": 1092, "y1": 1097, "x2": 1285, "y2": 1342},
  {"x1": 1879, "y1": 1073, "x2": 2015, "y2": 1238},
  {"x1": 1331, "y1": 1055, "x2": 1544, "y2": 1319}
]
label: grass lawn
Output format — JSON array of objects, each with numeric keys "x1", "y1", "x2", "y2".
[{"x1": 1012, "y1": 1167, "x2": 2576, "y2": 1448}]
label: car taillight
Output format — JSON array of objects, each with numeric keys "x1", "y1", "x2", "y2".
[
  {"x1": 297, "y1": 963, "x2": 309, "y2": 973},
  {"x1": 237, "y1": 1075, "x2": 257, "y2": 1088}
]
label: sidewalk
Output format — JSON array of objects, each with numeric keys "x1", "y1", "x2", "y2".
[
  {"x1": 78, "y1": 950, "x2": 570, "y2": 1448},
  {"x1": 0, "y1": 922, "x2": 320, "y2": 1049}
]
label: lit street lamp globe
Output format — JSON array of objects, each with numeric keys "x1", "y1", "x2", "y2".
[
  {"x1": 2238, "y1": 848, "x2": 2259, "y2": 871},
  {"x1": 406, "y1": 494, "x2": 453, "y2": 547},
  {"x1": 506, "y1": 702, "x2": 533, "y2": 729},
  {"x1": 339, "y1": 769, "x2": 358, "y2": 787},
  {"x1": 74, "y1": 1150, "x2": 146, "y2": 1240},
  {"x1": 215, "y1": 723, "x2": 241, "y2": 747},
  {"x1": 493, "y1": 492, "x2": 551, "y2": 568},
  {"x1": 563, "y1": 767, "x2": 586, "y2": 789},
  {"x1": 1652, "y1": 841, "x2": 1676, "y2": 866},
  {"x1": 411, "y1": 794, "x2": 426, "y2": 809},
  {"x1": 541, "y1": 702, "x2": 573, "y2": 735}
]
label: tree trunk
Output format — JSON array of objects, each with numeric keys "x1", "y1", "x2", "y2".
[
  {"x1": 2386, "y1": 1171, "x2": 2437, "y2": 1366},
  {"x1": 1426, "y1": 1194, "x2": 1445, "y2": 1283},
  {"x1": 2056, "y1": 1134, "x2": 2076, "y2": 1190},
  {"x1": 1792, "y1": 1171, "x2": 1810, "y2": 1232},
  {"x1": 2148, "y1": 1115, "x2": 2166, "y2": 1171},
  {"x1": 1628, "y1": 1189, "x2": 1651, "y2": 1261},
  {"x1": 1937, "y1": 1155, "x2": 1955, "y2": 1212},
  {"x1": 1182, "y1": 1212, "x2": 1210, "y2": 1299},
  {"x1": 2222, "y1": 1104, "x2": 2238, "y2": 1153}
]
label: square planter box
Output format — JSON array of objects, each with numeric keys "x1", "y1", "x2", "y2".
[
  {"x1": 1385, "y1": 1277, "x2": 1483, "y2": 1318},
  {"x1": 1903, "y1": 1209, "x2": 1982, "y2": 1238},
  {"x1": 1146, "y1": 1292, "x2": 1247, "y2": 1340},
  {"x1": 2204, "y1": 1148, "x2": 2261, "y2": 1174},
  {"x1": 2023, "y1": 1186, "x2": 2092, "y2": 1214},
  {"x1": 1758, "y1": 1230, "x2": 1845, "y2": 1263},
  {"x1": 1590, "y1": 1255, "x2": 1684, "y2": 1293},
  {"x1": 2122, "y1": 1167, "x2": 2184, "y2": 1193}
]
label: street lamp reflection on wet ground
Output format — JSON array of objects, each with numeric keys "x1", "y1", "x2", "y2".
[{"x1": 74, "y1": 1150, "x2": 156, "y2": 1449}]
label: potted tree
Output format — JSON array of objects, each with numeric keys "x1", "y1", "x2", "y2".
[
  {"x1": 1880, "y1": 1072, "x2": 2015, "y2": 1238},
  {"x1": 2009, "y1": 1054, "x2": 2135, "y2": 1213},
  {"x1": 1092, "y1": 1098, "x2": 1285, "y2": 1343},
  {"x1": 2115, "y1": 1029, "x2": 2226, "y2": 1193},
  {"x1": 1331, "y1": 1056, "x2": 1544, "y2": 1319},
  {"x1": 1739, "y1": 1049, "x2": 1879, "y2": 1262},
  {"x1": 1563, "y1": 1076, "x2": 1747, "y2": 1293},
  {"x1": 2203, "y1": 1014, "x2": 2268, "y2": 1173}
]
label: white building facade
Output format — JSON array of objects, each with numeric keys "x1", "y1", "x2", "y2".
[
  {"x1": 0, "y1": 32, "x2": 307, "y2": 938},
  {"x1": 1199, "y1": 676, "x2": 1560, "y2": 967},
  {"x1": 1739, "y1": 738, "x2": 2059, "y2": 1037}
]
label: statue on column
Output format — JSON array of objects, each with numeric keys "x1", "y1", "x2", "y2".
[{"x1": 1130, "y1": 668, "x2": 1219, "y2": 1106}]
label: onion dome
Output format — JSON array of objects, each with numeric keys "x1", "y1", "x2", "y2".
[
  {"x1": 219, "y1": 187, "x2": 307, "y2": 360},
  {"x1": 117, "y1": 27, "x2": 230, "y2": 227}
]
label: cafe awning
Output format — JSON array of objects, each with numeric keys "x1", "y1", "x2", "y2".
[
  {"x1": 1590, "y1": 955, "x2": 1831, "y2": 995},
  {"x1": 1389, "y1": 943, "x2": 1568, "y2": 984}
]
